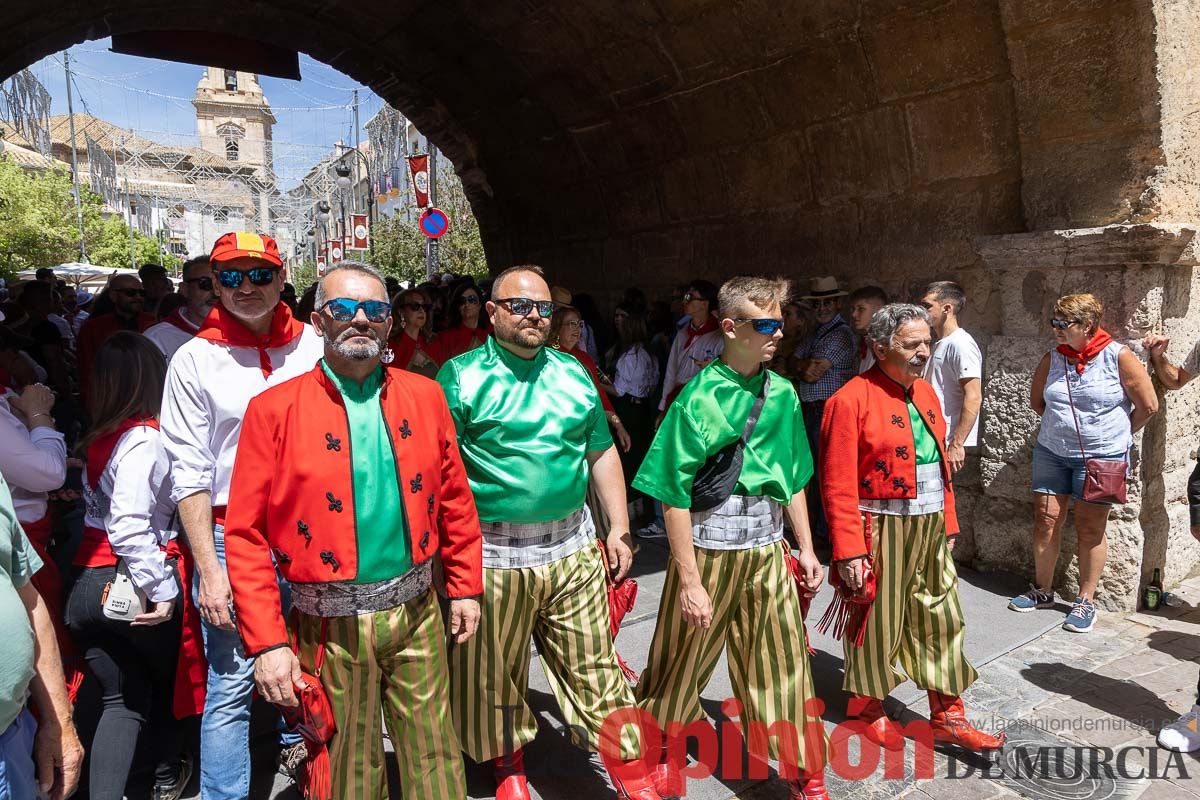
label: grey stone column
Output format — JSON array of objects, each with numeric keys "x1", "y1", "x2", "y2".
[{"x1": 969, "y1": 223, "x2": 1200, "y2": 611}]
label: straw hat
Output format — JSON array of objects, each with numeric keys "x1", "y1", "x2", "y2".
[{"x1": 801, "y1": 276, "x2": 848, "y2": 300}]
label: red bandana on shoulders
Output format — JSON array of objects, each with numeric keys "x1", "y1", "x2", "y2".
[
  {"x1": 197, "y1": 302, "x2": 305, "y2": 376},
  {"x1": 1057, "y1": 328, "x2": 1114, "y2": 375},
  {"x1": 683, "y1": 315, "x2": 718, "y2": 349},
  {"x1": 165, "y1": 308, "x2": 200, "y2": 336},
  {"x1": 86, "y1": 417, "x2": 160, "y2": 491}
]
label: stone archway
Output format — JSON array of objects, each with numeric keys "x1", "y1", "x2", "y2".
[{"x1": 4, "y1": 0, "x2": 1199, "y2": 607}]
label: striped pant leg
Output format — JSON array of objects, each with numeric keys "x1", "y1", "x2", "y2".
[
  {"x1": 378, "y1": 590, "x2": 466, "y2": 800},
  {"x1": 897, "y1": 513, "x2": 978, "y2": 697},
  {"x1": 449, "y1": 565, "x2": 540, "y2": 764},
  {"x1": 298, "y1": 611, "x2": 387, "y2": 800},
  {"x1": 636, "y1": 547, "x2": 745, "y2": 738},
  {"x1": 725, "y1": 543, "x2": 826, "y2": 774},
  {"x1": 842, "y1": 514, "x2": 922, "y2": 700},
  {"x1": 534, "y1": 545, "x2": 642, "y2": 760}
]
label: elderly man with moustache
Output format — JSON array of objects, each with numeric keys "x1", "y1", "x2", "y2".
[
  {"x1": 160, "y1": 232, "x2": 322, "y2": 799},
  {"x1": 145, "y1": 256, "x2": 217, "y2": 360},
  {"x1": 438, "y1": 265, "x2": 660, "y2": 800},
  {"x1": 820, "y1": 304, "x2": 1003, "y2": 755},
  {"x1": 225, "y1": 261, "x2": 482, "y2": 799}
]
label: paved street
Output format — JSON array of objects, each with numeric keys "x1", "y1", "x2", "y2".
[{"x1": 149, "y1": 544, "x2": 1200, "y2": 800}]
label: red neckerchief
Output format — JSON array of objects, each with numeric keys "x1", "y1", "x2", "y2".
[
  {"x1": 86, "y1": 417, "x2": 160, "y2": 491},
  {"x1": 1057, "y1": 328, "x2": 1113, "y2": 374},
  {"x1": 858, "y1": 335, "x2": 868, "y2": 360},
  {"x1": 165, "y1": 308, "x2": 200, "y2": 335},
  {"x1": 196, "y1": 302, "x2": 305, "y2": 377},
  {"x1": 682, "y1": 316, "x2": 718, "y2": 349}
]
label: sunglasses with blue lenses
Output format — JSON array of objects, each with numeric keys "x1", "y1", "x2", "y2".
[
  {"x1": 321, "y1": 298, "x2": 392, "y2": 323},
  {"x1": 497, "y1": 297, "x2": 555, "y2": 318},
  {"x1": 217, "y1": 267, "x2": 278, "y2": 289},
  {"x1": 734, "y1": 317, "x2": 785, "y2": 335}
]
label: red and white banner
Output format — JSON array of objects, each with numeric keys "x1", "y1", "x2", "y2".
[
  {"x1": 408, "y1": 154, "x2": 430, "y2": 209},
  {"x1": 329, "y1": 239, "x2": 344, "y2": 265},
  {"x1": 316, "y1": 253, "x2": 327, "y2": 276},
  {"x1": 350, "y1": 214, "x2": 369, "y2": 250}
]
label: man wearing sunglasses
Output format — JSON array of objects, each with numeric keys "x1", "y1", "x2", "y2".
[
  {"x1": 76, "y1": 273, "x2": 156, "y2": 403},
  {"x1": 633, "y1": 277, "x2": 830, "y2": 800},
  {"x1": 224, "y1": 261, "x2": 482, "y2": 799},
  {"x1": 160, "y1": 232, "x2": 323, "y2": 799},
  {"x1": 145, "y1": 256, "x2": 217, "y2": 361},
  {"x1": 437, "y1": 265, "x2": 661, "y2": 800}
]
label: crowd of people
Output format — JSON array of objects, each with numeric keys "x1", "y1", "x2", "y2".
[{"x1": 0, "y1": 227, "x2": 1196, "y2": 800}]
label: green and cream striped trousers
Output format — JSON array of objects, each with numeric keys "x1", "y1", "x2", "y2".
[
  {"x1": 450, "y1": 543, "x2": 641, "y2": 763},
  {"x1": 295, "y1": 590, "x2": 464, "y2": 800},
  {"x1": 636, "y1": 541, "x2": 825, "y2": 772},
  {"x1": 842, "y1": 511, "x2": 978, "y2": 700}
]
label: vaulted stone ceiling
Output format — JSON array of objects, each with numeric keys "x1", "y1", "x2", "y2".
[{"x1": 2, "y1": 1, "x2": 1190, "y2": 299}]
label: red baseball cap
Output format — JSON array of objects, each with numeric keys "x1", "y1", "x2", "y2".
[{"x1": 209, "y1": 231, "x2": 283, "y2": 268}]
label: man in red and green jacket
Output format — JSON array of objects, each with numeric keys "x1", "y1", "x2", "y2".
[
  {"x1": 224, "y1": 261, "x2": 482, "y2": 800},
  {"x1": 820, "y1": 303, "x2": 1003, "y2": 756}
]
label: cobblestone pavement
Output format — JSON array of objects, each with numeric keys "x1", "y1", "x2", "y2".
[{"x1": 756, "y1": 577, "x2": 1200, "y2": 800}]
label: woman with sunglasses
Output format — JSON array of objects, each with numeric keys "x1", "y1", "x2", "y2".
[
  {"x1": 549, "y1": 306, "x2": 631, "y2": 453},
  {"x1": 441, "y1": 282, "x2": 493, "y2": 359},
  {"x1": 388, "y1": 287, "x2": 449, "y2": 378},
  {"x1": 1008, "y1": 293, "x2": 1157, "y2": 632},
  {"x1": 66, "y1": 332, "x2": 193, "y2": 800}
]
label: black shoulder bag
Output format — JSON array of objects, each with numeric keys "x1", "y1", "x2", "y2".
[{"x1": 690, "y1": 373, "x2": 770, "y2": 512}]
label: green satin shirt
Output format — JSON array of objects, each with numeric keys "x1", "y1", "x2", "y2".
[
  {"x1": 634, "y1": 359, "x2": 813, "y2": 510},
  {"x1": 437, "y1": 337, "x2": 613, "y2": 523},
  {"x1": 908, "y1": 398, "x2": 942, "y2": 466},
  {"x1": 320, "y1": 361, "x2": 411, "y2": 584}
]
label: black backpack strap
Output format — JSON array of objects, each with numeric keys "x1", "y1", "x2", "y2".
[{"x1": 739, "y1": 372, "x2": 770, "y2": 446}]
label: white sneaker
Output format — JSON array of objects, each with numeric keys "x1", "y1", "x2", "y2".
[{"x1": 1157, "y1": 705, "x2": 1200, "y2": 753}]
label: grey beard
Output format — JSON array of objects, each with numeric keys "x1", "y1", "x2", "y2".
[{"x1": 328, "y1": 328, "x2": 383, "y2": 361}]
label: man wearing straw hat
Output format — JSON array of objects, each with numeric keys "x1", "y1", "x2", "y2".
[{"x1": 793, "y1": 276, "x2": 856, "y2": 544}]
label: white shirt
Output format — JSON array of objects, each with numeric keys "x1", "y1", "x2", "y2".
[
  {"x1": 614, "y1": 345, "x2": 658, "y2": 399},
  {"x1": 48, "y1": 314, "x2": 74, "y2": 347},
  {"x1": 859, "y1": 348, "x2": 876, "y2": 375},
  {"x1": 659, "y1": 325, "x2": 725, "y2": 410},
  {"x1": 0, "y1": 393, "x2": 66, "y2": 524},
  {"x1": 68, "y1": 310, "x2": 89, "y2": 334},
  {"x1": 924, "y1": 327, "x2": 983, "y2": 446},
  {"x1": 83, "y1": 426, "x2": 178, "y2": 602},
  {"x1": 161, "y1": 325, "x2": 325, "y2": 506},
  {"x1": 144, "y1": 310, "x2": 202, "y2": 361}
]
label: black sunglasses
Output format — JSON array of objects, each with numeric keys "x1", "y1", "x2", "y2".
[
  {"x1": 115, "y1": 288, "x2": 145, "y2": 297},
  {"x1": 218, "y1": 267, "x2": 277, "y2": 289},
  {"x1": 322, "y1": 298, "x2": 392, "y2": 323},
  {"x1": 459, "y1": 295, "x2": 481, "y2": 306},
  {"x1": 401, "y1": 302, "x2": 433, "y2": 312},
  {"x1": 734, "y1": 318, "x2": 785, "y2": 335},
  {"x1": 1050, "y1": 318, "x2": 1081, "y2": 330},
  {"x1": 184, "y1": 277, "x2": 214, "y2": 291},
  {"x1": 496, "y1": 297, "x2": 554, "y2": 318}
]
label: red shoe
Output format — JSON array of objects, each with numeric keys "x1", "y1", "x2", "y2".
[
  {"x1": 927, "y1": 692, "x2": 1005, "y2": 753},
  {"x1": 787, "y1": 769, "x2": 831, "y2": 800},
  {"x1": 494, "y1": 750, "x2": 531, "y2": 800},
  {"x1": 607, "y1": 757, "x2": 664, "y2": 800},
  {"x1": 847, "y1": 695, "x2": 904, "y2": 752},
  {"x1": 650, "y1": 758, "x2": 684, "y2": 799}
]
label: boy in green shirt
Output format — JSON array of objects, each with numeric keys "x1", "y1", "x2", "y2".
[{"x1": 633, "y1": 276, "x2": 829, "y2": 800}]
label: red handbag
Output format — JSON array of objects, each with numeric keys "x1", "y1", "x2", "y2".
[
  {"x1": 599, "y1": 542, "x2": 640, "y2": 686},
  {"x1": 276, "y1": 616, "x2": 337, "y2": 800},
  {"x1": 1063, "y1": 362, "x2": 1128, "y2": 505},
  {"x1": 817, "y1": 513, "x2": 879, "y2": 649},
  {"x1": 785, "y1": 550, "x2": 817, "y2": 657}
]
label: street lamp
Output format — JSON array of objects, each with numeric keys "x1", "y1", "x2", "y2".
[
  {"x1": 334, "y1": 144, "x2": 375, "y2": 257},
  {"x1": 335, "y1": 163, "x2": 352, "y2": 190},
  {"x1": 315, "y1": 200, "x2": 331, "y2": 224}
]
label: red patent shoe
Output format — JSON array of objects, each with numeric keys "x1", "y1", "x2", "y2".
[
  {"x1": 494, "y1": 749, "x2": 531, "y2": 800},
  {"x1": 927, "y1": 692, "x2": 1006, "y2": 753}
]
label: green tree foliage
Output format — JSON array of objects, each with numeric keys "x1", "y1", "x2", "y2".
[
  {"x1": 0, "y1": 155, "x2": 179, "y2": 279},
  {"x1": 369, "y1": 163, "x2": 488, "y2": 285}
]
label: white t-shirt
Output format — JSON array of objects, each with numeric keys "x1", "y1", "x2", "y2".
[
  {"x1": 1182, "y1": 337, "x2": 1200, "y2": 378},
  {"x1": 924, "y1": 327, "x2": 983, "y2": 446},
  {"x1": 144, "y1": 310, "x2": 202, "y2": 361}
]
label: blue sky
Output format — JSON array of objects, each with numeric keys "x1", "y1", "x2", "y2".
[{"x1": 25, "y1": 38, "x2": 387, "y2": 189}]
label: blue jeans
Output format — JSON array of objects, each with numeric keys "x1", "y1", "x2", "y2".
[
  {"x1": 1031, "y1": 442, "x2": 1127, "y2": 504},
  {"x1": 0, "y1": 710, "x2": 36, "y2": 800},
  {"x1": 195, "y1": 524, "x2": 300, "y2": 800}
]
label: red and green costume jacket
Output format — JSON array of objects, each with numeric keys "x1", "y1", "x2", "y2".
[
  {"x1": 819, "y1": 365, "x2": 959, "y2": 562},
  {"x1": 224, "y1": 361, "x2": 483, "y2": 655}
]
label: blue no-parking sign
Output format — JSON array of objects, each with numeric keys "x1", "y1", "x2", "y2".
[{"x1": 420, "y1": 207, "x2": 449, "y2": 239}]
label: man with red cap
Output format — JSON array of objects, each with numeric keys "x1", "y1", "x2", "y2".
[{"x1": 160, "y1": 232, "x2": 324, "y2": 799}]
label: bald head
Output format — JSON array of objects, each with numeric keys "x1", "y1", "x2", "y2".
[
  {"x1": 492, "y1": 265, "x2": 549, "y2": 300},
  {"x1": 108, "y1": 274, "x2": 145, "y2": 319}
]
